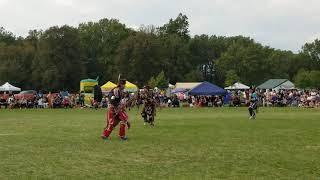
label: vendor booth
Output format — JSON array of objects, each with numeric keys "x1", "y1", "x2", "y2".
[{"x1": 80, "y1": 79, "x2": 98, "y2": 106}]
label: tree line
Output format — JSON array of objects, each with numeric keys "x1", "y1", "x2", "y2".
[{"x1": 0, "y1": 13, "x2": 319, "y2": 92}]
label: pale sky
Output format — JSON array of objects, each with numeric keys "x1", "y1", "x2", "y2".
[{"x1": 0, "y1": 0, "x2": 319, "y2": 52}]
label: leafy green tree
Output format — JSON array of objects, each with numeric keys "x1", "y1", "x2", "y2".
[
  {"x1": 147, "y1": 71, "x2": 168, "y2": 89},
  {"x1": 185, "y1": 70, "x2": 203, "y2": 82},
  {"x1": 160, "y1": 34, "x2": 191, "y2": 84},
  {"x1": 78, "y1": 19, "x2": 132, "y2": 83},
  {"x1": 116, "y1": 32, "x2": 164, "y2": 86},
  {"x1": 32, "y1": 25, "x2": 85, "y2": 91},
  {"x1": 309, "y1": 70, "x2": 320, "y2": 88},
  {"x1": 0, "y1": 27, "x2": 15, "y2": 45},
  {"x1": 148, "y1": 76, "x2": 157, "y2": 88},
  {"x1": 285, "y1": 53, "x2": 313, "y2": 80},
  {"x1": 225, "y1": 70, "x2": 240, "y2": 86},
  {"x1": 294, "y1": 69, "x2": 312, "y2": 89},
  {"x1": 0, "y1": 16, "x2": 317, "y2": 91},
  {"x1": 215, "y1": 40, "x2": 269, "y2": 86},
  {"x1": 159, "y1": 13, "x2": 190, "y2": 40},
  {"x1": 155, "y1": 71, "x2": 168, "y2": 89},
  {"x1": 0, "y1": 39, "x2": 35, "y2": 89},
  {"x1": 302, "y1": 39, "x2": 320, "y2": 70},
  {"x1": 188, "y1": 35, "x2": 216, "y2": 66},
  {"x1": 266, "y1": 50, "x2": 293, "y2": 79}
]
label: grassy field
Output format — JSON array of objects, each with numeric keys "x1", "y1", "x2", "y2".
[{"x1": 0, "y1": 107, "x2": 319, "y2": 180}]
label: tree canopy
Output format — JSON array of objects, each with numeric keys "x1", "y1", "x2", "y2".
[{"x1": 0, "y1": 14, "x2": 319, "y2": 91}]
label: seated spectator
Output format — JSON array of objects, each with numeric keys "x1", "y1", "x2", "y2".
[
  {"x1": 0, "y1": 97, "x2": 8, "y2": 109},
  {"x1": 208, "y1": 100, "x2": 213, "y2": 107},
  {"x1": 43, "y1": 97, "x2": 49, "y2": 108},
  {"x1": 53, "y1": 96, "x2": 62, "y2": 108},
  {"x1": 188, "y1": 97, "x2": 193, "y2": 107},
  {"x1": 63, "y1": 97, "x2": 71, "y2": 108},
  {"x1": 20, "y1": 98, "x2": 27, "y2": 109},
  {"x1": 38, "y1": 98, "x2": 44, "y2": 108},
  {"x1": 27, "y1": 100, "x2": 34, "y2": 108},
  {"x1": 172, "y1": 96, "x2": 180, "y2": 107},
  {"x1": 167, "y1": 98, "x2": 172, "y2": 107},
  {"x1": 271, "y1": 94, "x2": 278, "y2": 106},
  {"x1": 216, "y1": 96, "x2": 223, "y2": 107},
  {"x1": 101, "y1": 97, "x2": 108, "y2": 108},
  {"x1": 232, "y1": 95, "x2": 241, "y2": 107}
]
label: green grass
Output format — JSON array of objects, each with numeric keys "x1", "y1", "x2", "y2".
[{"x1": 0, "y1": 107, "x2": 319, "y2": 180}]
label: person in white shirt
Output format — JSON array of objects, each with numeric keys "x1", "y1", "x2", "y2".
[{"x1": 38, "y1": 98, "x2": 44, "y2": 108}]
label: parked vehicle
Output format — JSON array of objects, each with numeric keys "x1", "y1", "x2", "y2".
[
  {"x1": 0, "y1": 93, "x2": 9, "y2": 100},
  {"x1": 14, "y1": 90, "x2": 37, "y2": 101}
]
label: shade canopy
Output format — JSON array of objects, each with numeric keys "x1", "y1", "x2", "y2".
[
  {"x1": 0, "y1": 82, "x2": 21, "y2": 92},
  {"x1": 189, "y1": 82, "x2": 226, "y2": 96},
  {"x1": 125, "y1": 81, "x2": 138, "y2": 92},
  {"x1": 101, "y1": 81, "x2": 117, "y2": 91},
  {"x1": 168, "y1": 84, "x2": 175, "y2": 89},
  {"x1": 257, "y1": 79, "x2": 295, "y2": 90},
  {"x1": 225, "y1": 82, "x2": 250, "y2": 90},
  {"x1": 175, "y1": 82, "x2": 202, "y2": 89},
  {"x1": 80, "y1": 79, "x2": 97, "y2": 83}
]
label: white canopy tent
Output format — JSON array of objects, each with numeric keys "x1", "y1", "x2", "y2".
[
  {"x1": 0, "y1": 82, "x2": 21, "y2": 92},
  {"x1": 225, "y1": 82, "x2": 250, "y2": 90},
  {"x1": 175, "y1": 82, "x2": 201, "y2": 89},
  {"x1": 168, "y1": 84, "x2": 175, "y2": 89}
]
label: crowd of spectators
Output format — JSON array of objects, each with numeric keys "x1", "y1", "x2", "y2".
[
  {"x1": 0, "y1": 91, "x2": 86, "y2": 109},
  {"x1": 1, "y1": 89, "x2": 319, "y2": 109},
  {"x1": 228, "y1": 89, "x2": 320, "y2": 108},
  {"x1": 171, "y1": 89, "x2": 320, "y2": 108}
]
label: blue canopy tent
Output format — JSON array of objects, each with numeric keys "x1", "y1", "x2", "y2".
[{"x1": 188, "y1": 82, "x2": 227, "y2": 96}]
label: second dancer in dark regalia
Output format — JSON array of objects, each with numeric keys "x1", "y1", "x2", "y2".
[{"x1": 140, "y1": 86, "x2": 156, "y2": 126}]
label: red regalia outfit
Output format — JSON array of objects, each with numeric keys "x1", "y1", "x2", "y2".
[{"x1": 101, "y1": 80, "x2": 130, "y2": 140}]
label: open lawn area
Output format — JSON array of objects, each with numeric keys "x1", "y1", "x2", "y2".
[{"x1": 0, "y1": 107, "x2": 319, "y2": 179}]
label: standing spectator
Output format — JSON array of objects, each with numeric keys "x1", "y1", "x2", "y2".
[
  {"x1": 70, "y1": 95, "x2": 76, "y2": 108},
  {"x1": 244, "y1": 90, "x2": 249, "y2": 106},
  {"x1": 79, "y1": 91, "x2": 85, "y2": 107},
  {"x1": 47, "y1": 92, "x2": 53, "y2": 108}
]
